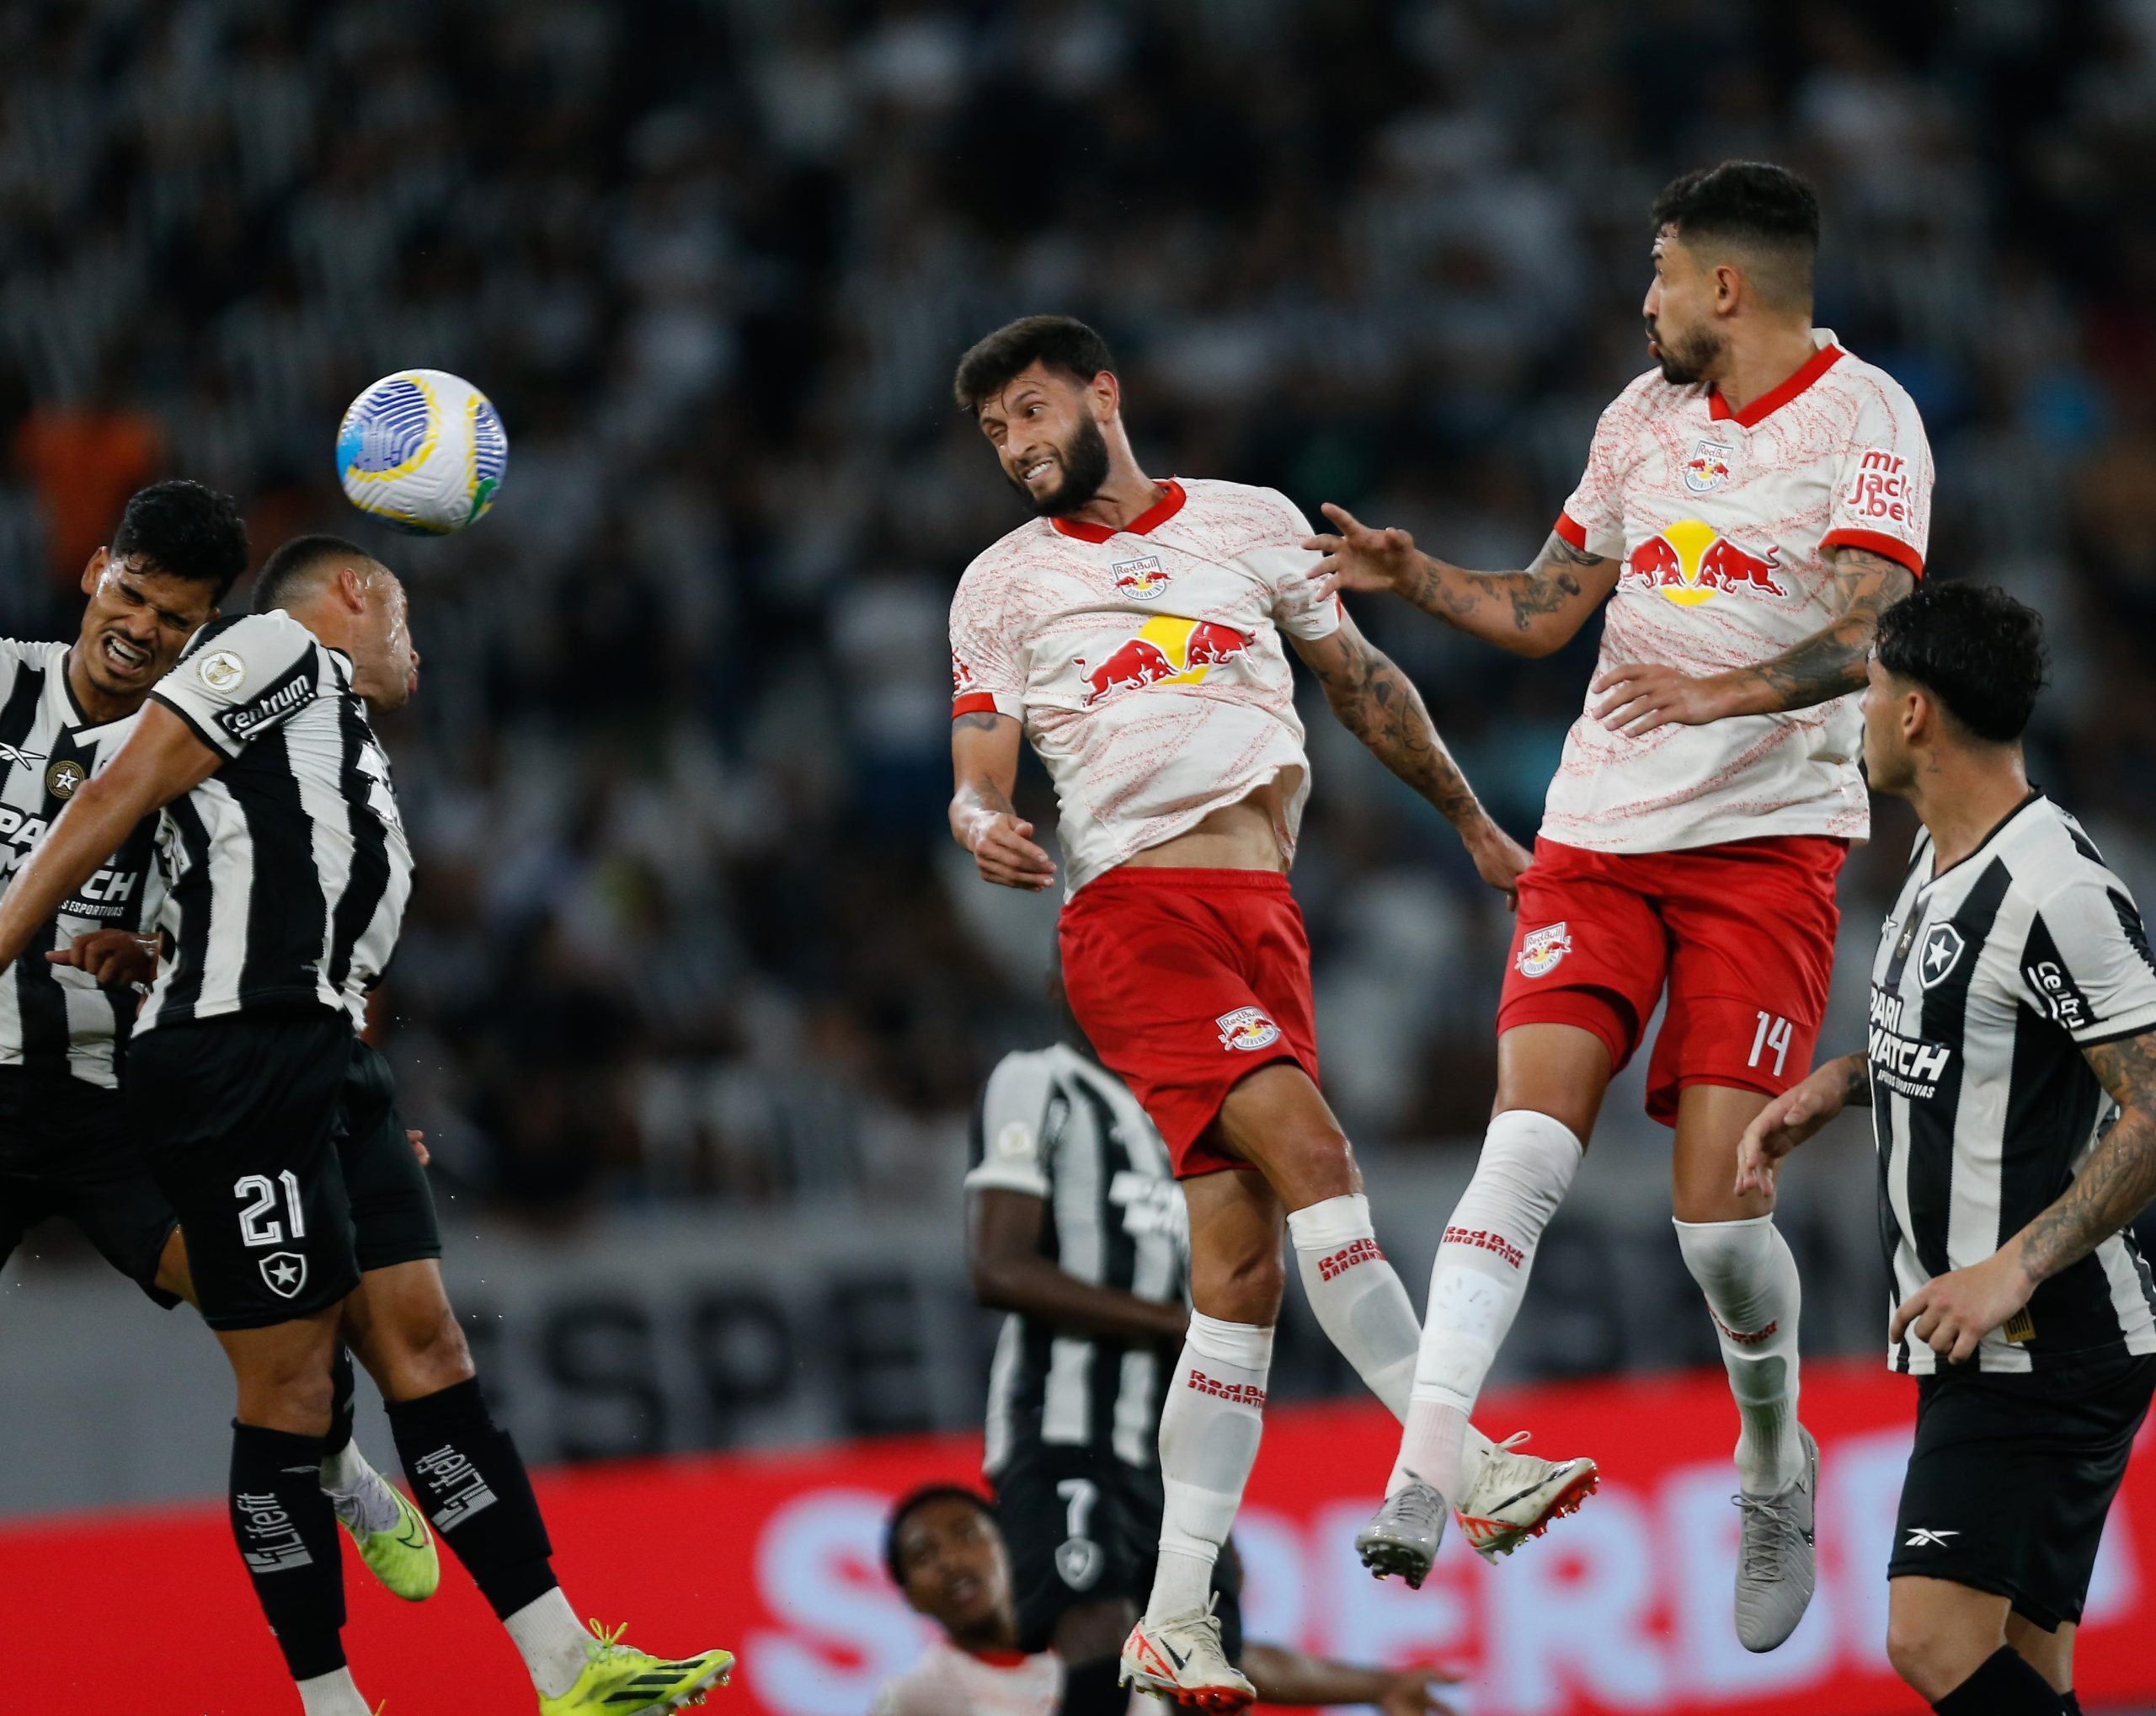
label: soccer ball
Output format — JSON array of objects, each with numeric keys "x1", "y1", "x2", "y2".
[{"x1": 335, "y1": 370, "x2": 508, "y2": 535}]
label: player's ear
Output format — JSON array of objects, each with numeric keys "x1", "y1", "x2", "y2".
[
  {"x1": 80, "y1": 548, "x2": 108, "y2": 599},
  {"x1": 1090, "y1": 368, "x2": 1120, "y2": 421}
]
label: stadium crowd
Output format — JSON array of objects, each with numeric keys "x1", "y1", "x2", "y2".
[{"x1": 1, "y1": 0, "x2": 2153, "y2": 1216}]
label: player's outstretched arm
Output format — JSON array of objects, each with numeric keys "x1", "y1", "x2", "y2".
[
  {"x1": 1593, "y1": 546, "x2": 1916, "y2": 735},
  {"x1": 1302, "y1": 507, "x2": 1617, "y2": 658},
  {"x1": 1240, "y1": 1642, "x2": 1461, "y2": 1713},
  {"x1": 967, "y1": 1186, "x2": 1188, "y2": 1344},
  {"x1": 1894, "y1": 1027, "x2": 2156, "y2": 1365},
  {"x1": 1732, "y1": 1051, "x2": 1870, "y2": 1198},
  {"x1": 1291, "y1": 609, "x2": 1533, "y2": 906},
  {"x1": 0, "y1": 702, "x2": 219, "y2": 976},
  {"x1": 949, "y1": 710, "x2": 1055, "y2": 891}
]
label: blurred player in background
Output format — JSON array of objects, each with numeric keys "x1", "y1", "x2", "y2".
[
  {"x1": 948, "y1": 315, "x2": 1592, "y2": 1710},
  {"x1": 1311, "y1": 161, "x2": 1933, "y2": 1649},
  {"x1": 1737, "y1": 585, "x2": 2156, "y2": 1716},
  {"x1": 0, "y1": 483, "x2": 432, "y2": 1600},
  {"x1": 0, "y1": 536, "x2": 731, "y2": 1715},
  {"x1": 877, "y1": 1487, "x2": 1460, "y2": 1715}
]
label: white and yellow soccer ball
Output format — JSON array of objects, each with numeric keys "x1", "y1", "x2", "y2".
[{"x1": 335, "y1": 369, "x2": 508, "y2": 534}]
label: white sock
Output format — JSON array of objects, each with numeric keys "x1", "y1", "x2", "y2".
[
  {"x1": 1145, "y1": 1312, "x2": 1273, "y2": 1626},
  {"x1": 1285, "y1": 1192, "x2": 1496, "y2": 1482},
  {"x1": 1390, "y1": 1110, "x2": 1582, "y2": 1505},
  {"x1": 1674, "y1": 1215, "x2": 1805, "y2": 1491},
  {"x1": 504, "y1": 1586, "x2": 593, "y2": 1699},
  {"x1": 296, "y1": 1667, "x2": 371, "y2": 1716},
  {"x1": 319, "y1": 1441, "x2": 398, "y2": 1535}
]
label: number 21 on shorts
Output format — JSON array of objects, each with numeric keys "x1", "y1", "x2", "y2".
[
  {"x1": 234, "y1": 1171, "x2": 307, "y2": 1248},
  {"x1": 1748, "y1": 1010, "x2": 1794, "y2": 1077}
]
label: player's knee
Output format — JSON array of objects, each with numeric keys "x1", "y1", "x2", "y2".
[
  {"x1": 382, "y1": 1299, "x2": 474, "y2": 1393},
  {"x1": 1193, "y1": 1246, "x2": 1284, "y2": 1323},
  {"x1": 1885, "y1": 1610, "x2": 1973, "y2": 1701}
]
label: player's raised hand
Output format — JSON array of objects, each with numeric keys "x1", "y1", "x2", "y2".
[
  {"x1": 1591, "y1": 662, "x2": 1740, "y2": 735},
  {"x1": 1733, "y1": 1058, "x2": 1853, "y2": 1196},
  {"x1": 966, "y1": 811, "x2": 1056, "y2": 891},
  {"x1": 1303, "y1": 504, "x2": 1422, "y2": 600},
  {"x1": 1378, "y1": 1667, "x2": 1464, "y2": 1715},
  {"x1": 1890, "y1": 1251, "x2": 2035, "y2": 1365},
  {"x1": 408, "y1": 1128, "x2": 430, "y2": 1167},
  {"x1": 45, "y1": 927, "x2": 158, "y2": 987},
  {"x1": 1465, "y1": 817, "x2": 1534, "y2": 911}
]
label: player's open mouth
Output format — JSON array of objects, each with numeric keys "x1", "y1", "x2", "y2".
[
  {"x1": 100, "y1": 633, "x2": 151, "y2": 672},
  {"x1": 1022, "y1": 458, "x2": 1054, "y2": 484},
  {"x1": 947, "y1": 1574, "x2": 982, "y2": 1606}
]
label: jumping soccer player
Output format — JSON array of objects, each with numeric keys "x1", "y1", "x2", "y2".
[
  {"x1": 0, "y1": 482, "x2": 432, "y2": 1600},
  {"x1": 1310, "y1": 160, "x2": 1934, "y2": 1649},
  {"x1": 876, "y1": 1487, "x2": 1460, "y2": 1715},
  {"x1": 947, "y1": 315, "x2": 1594, "y2": 1710},
  {"x1": 1737, "y1": 585, "x2": 2156, "y2": 1716},
  {"x1": 0, "y1": 534, "x2": 730, "y2": 1715}
]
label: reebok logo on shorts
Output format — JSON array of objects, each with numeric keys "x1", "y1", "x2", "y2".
[
  {"x1": 1517, "y1": 922, "x2": 1572, "y2": 977},
  {"x1": 1215, "y1": 1006, "x2": 1282, "y2": 1051},
  {"x1": 1185, "y1": 1367, "x2": 1267, "y2": 1409},
  {"x1": 1318, "y1": 1238, "x2": 1385, "y2": 1280}
]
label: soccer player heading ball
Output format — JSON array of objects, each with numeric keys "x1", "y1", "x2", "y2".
[
  {"x1": 1309, "y1": 160, "x2": 1933, "y2": 1650},
  {"x1": 947, "y1": 318, "x2": 1595, "y2": 1710}
]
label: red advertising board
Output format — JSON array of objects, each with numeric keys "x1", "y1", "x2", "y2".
[{"x1": 6, "y1": 1360, "x2": 2153, "y2": 1713}]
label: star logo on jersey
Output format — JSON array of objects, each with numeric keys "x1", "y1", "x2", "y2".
[
  {"x1": 259, "y1": 1251, "x2": 308, "y2": 1299},
  {"x1": 1075, "y1": 617, "x2": 1249, "y2": 708},
  {"x1": 1919, "y1": 922, "x2": 1967, "y2": 990},
  {"x1": 1516, "y1": 921, "x2": 1573, "y2": 978},
  {"x1": 44, "y1": 758, "x2": 84, "y2": 800},
  {"x1": 1624, "y1": 520, "x2": 1786, "y2": 607},
  {"x1": 1683, "y1": 438, "x2": 1738, "y2": 494},
  {"x1": 1215, "y1": 1006, "x2": 1282, "y2": 1052},
  {"x1": 1112, "y1": 555, "x2": 1171, "y2": 600},
  {"x1": 1054, "y1": 1536, "x2": 1103, "y2": 1590}
]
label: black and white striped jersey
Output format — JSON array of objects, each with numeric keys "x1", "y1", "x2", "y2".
[
  {"x1": 1871, "y1": 793, "x2": 2156, "y2": 1374},
  {"x1": 139, "y1": 611, "x2": 412, "y2": 1035},
  {"x1": 0, "y1": 639, "x2": 163, "y2": 1088},
  {"x1": 969, "y1": 1045, "x2": 1188, "y2": 1476}
]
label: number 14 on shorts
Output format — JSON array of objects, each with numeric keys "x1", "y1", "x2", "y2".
[{"x1": 1748, "y1": 1011, "x2": 1795, "y2": 1077}]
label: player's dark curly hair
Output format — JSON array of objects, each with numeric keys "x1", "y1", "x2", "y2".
[
  {"x1": 1652, "y1": 161, "x2": 1820, "y2": 306},
  {"x1": 953, "y1": 315, "x2": 1116, "y2": 414},
  {"x1": 883, "y1": 1484, "x2": 997, "y2": 1586},
  {"x1": 1874, "y1": 581, "x2": 2049, "y2": 745},
  {"x1": 109, "y1": 479, "x2": 248, "y2": 603}
]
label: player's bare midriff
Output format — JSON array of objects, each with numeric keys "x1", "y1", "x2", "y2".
[{"x1": 1117, "y1": 778, "x2": 1291, "y2": 874}]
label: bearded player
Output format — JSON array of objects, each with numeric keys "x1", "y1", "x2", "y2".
[
  {"x1": 947, "y1": 315, "x2": 1596, "y2": 1711},
  {"x1": 1310, "y1": 162, "x2": 1933, "y2": 1651}
]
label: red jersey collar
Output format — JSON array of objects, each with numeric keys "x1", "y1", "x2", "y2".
[
  {"x1": 1049, "y1": 478, "x2": 1186, "y2": 543},
  {"x1": 1708, "y1": 341, "x2": 1844, "y2": 429},
  {"x1": 961, "y1": 1647, "x2": 1031, "y2": 1669}
]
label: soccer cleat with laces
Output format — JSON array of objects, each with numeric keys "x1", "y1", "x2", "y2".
[
  {"x1": 1354, "y1": 1479, "x2": 1447, "y2": 1589},
  {"x1": 537, "y1": 1622, "x2": 734, "y2": 1716},
  {"x1": 1119, "y1": 1596, "x2": 1254, "y2": 1711},
  {"x1": 1732, "y1": 1425, "x2": 1818, "y2": 1652},
  {"x1": 332, "y1": 1470, "x2": 440, "y2": 1602},
  {"x1": 1454, "y1": 1431, "x2": 1599, "y2": 1562}
]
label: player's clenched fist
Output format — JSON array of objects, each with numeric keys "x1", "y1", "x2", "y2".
[
  {"x1": 1301, "y1": 503, "x2": 1422, "y2": 600},
  {"x1": 964, "y1": 811, "x2": 1056, "y2": 891},
  {"x1": 1465, "y1": 819, "x2": 1534, "y2": 911}
]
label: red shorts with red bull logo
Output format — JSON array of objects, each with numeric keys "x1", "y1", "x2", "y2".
[
  {"x1": 1059, "y1": 867, "x2": 1318, "y2": 1179},
  {"x1": 1497, "y1": 835, "x2": 1845, "y2": 1125}
]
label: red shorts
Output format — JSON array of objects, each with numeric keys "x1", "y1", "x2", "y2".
[
  {"x1": 1497, "y1": 835, "x2": 1846, "y2": 1125},
  {"x1": 1059, "y1": 868, "x2": 1319, "y2": 1179}
]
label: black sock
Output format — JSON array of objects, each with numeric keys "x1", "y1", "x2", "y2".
[
  {"x1": 387, "y1": 1377, "x2": 558, "y2": 1619},
  {"x1": 323, "y1": 1346, "x2": 356, "y2": 1461},
  {"x1": 1059, "y1": 1656, "x2": 1125, "y2": 1715},
  {"x1": 1932, "y1": 1647, "x2": 2063, "y2": 1714},
  {"x1": 228, "y1": 1421, "x2": 347, "y2": 1681}
]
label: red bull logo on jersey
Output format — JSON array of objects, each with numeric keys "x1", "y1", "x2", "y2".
[
  {"x1": 1683, "y1": 437, "x2": 1737, "y2": 494},
  {"x1": 1113, "y1": 555, "x2": 1171, "y2": 600},
  {"x1": 1625, "y1": 519, "x2": 1787, "y2": 607},
  {"x1": 1075, "y1": 616, "x2": 1251, "y2": 708},
  {"x1": 1215, "y1": 1005, "x2": 1283, "y2": 1052}
]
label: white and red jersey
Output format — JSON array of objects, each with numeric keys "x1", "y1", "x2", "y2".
[
  {"x1": 871, "y1": 1641, "x2": 1064, "y2": 1716},
  {"x1": 1545, "y1": 330, "x2": 1933, "y2": 853},
  {"x1": 950, "y1": 478, "x2": 1339, "y2": 896}
]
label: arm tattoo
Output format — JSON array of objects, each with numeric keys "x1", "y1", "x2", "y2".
[
  {"x1": 1842, "y1": 1052, "x2": 1873, "y2": 1107},
  {"x1": 2015, "y1": 1029, "x2": 2156, "y2": 1284},
  {"x1": 1304, "y1": 629, "x2": 1482, "y2": 827},
  {"x1": 953, "y1": 711, "x2": 1002, "y2": 732},
  {"x1": 1726, "y1": 547, "x2": 1915, "y2": 714},
  {"x1": 1396, "y1": 534, "x2": 1607, "y2": 651}
]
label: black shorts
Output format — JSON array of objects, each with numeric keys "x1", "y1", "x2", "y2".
[
  {"x1": 0, "y1": 1066, "x2": 179, "y2": 1307},
  {"x1": 339, "y1": 1040, "x2": 440, "y2": 1273},
  {"x1": 993, "y1": 1444, "x2": 1243, "y2": 1658},
  {"x1": 127, "y1": 1008, "x2": 359, "y2": 1331},
  {"x1": 1889, "y1": 1354, "x2": 2156, "y2": 1630}
]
